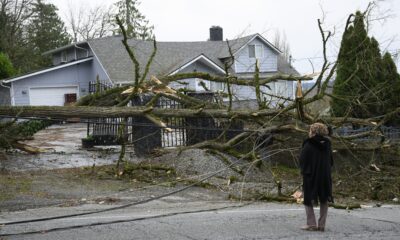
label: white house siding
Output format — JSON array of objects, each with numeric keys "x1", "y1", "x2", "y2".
[
  {"x1": 274, "y1": 80, "x2": 294, "y2": 99},
  {"x1": 234, "y1": 37, "x2": 278, "y2": 73},
  {"x1": 286, "y1": 80, "x2": 294, "y2": 99},
  {"x1": 231, "y1": 84, "x2": 274, "y2": 100},
  {"x1": 264, "y1": 80, "x2": 295, "y2": 107},
  {"x1": 168, "y1": 78, "x2": 196, "y2": 91},
  {"x1": 11, "y1": 60, "x2": 95, "y2": 106},
  {"x1": 228, "y1": 80, "x2": 294, "y2": 109}
]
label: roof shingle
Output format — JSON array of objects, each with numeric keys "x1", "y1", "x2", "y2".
[{"x1": 88, "y1": 34, "x2": 298, "y2": 84}]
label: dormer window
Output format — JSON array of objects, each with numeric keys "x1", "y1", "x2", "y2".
[{"x1": 248, "y1": 44, "x2": 263, "y2": 59}]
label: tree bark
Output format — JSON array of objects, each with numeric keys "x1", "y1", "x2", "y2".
[{"x1": 0, "y1": 106, "x2": 283, "y2": 119}]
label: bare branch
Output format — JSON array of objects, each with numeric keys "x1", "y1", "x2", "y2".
[{"x1": 116, "y1": 16, "x2": 140, "y2": 91}]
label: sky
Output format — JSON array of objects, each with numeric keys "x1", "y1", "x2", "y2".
[{"x1": 49, "y1": 0, "x2": 400, "y2": 74}]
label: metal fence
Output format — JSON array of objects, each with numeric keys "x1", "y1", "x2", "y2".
[
  {"x1": 88, "y1": 81, "x2": 113, "y2": 93},
  {"x1": 86, "y1": 93, "x2": 244, "y2": 155},
  {"x1": 335, "y1": 126, "x2": 400, "y2": 141},
  {"x1": 156, "y1": 96, "x2": 186, "y2": 148},
  {"x1": 86, "y1": 118, "x2": 126, "y2": 145}
]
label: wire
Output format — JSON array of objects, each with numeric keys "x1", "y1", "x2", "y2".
[
  {"x1": 0, "y1": 147, "x2": 293, "y2": 237},
  {"x1": 0, "y1": 204, "x2": 250, "y2": 237},
  {"x1": 0, "y1": 143, "x2": 294, "y2": 240},
  {"x1": 0, "y1": 102, "x2": 303, "y2": 236},
  {"x1": 0, "y1": 145, "x2": 285, "y2": 227},
  {"x1": 0, "y1": 169, "x2": 224, "y2": 226}
]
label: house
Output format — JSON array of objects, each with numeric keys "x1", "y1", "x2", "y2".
[{"x1": 2, "y1": 26, "x2": 299, "y2": 107}]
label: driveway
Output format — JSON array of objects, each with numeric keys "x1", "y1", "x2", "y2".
[{"x1": 1, "y1": 123, "x2": 129, "y2": 171}]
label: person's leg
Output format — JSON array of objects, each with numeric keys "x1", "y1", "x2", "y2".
[
  {"x1": 318, "y1": 201, "x2": 328, "y2": 231},
  {"x1": 302, "y1": 204, "x2": 317, "y2": 230}
]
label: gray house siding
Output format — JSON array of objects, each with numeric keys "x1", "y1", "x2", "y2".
[
  {"x1": 0, "y1": 85, "x2": 10, "y2": 106},
  {"x1": 52, "y1": 46, "x2": 93, "y2": 66},
  {"x1": 91, "y1": 56, "x2": 112, "y2": 84},
  {"x1": 11, "y1": 60, "x2": 95, "y2": 106},
  {"x1": 234, "y1": 37, "x2": 278, "y2": 73}
]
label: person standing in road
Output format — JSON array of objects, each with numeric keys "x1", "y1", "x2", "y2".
[{"x1": 299, "y1": 123, "x2": 334, "y2": 231}]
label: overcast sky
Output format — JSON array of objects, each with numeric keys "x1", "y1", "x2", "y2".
[{"x1": 49, "y1": 0, "x2": 400, "y2": 74}]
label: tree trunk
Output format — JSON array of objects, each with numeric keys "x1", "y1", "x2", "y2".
[{"x1": 0, "y1": 106, "x2": 282, "y2": 119}]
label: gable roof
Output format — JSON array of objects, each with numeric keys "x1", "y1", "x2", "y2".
[
  {"x1": 28, "y1": 33, "x2": 298, "y2": 85},
  {"x1": 3, "y1": 58, "x2": 94, "y2": 83},
  {"x1": 168, "y1": 54, "x2": 227, "y2": 76},
  {"x1": 88, "y1": 34, "x2": 258, "y2": 84},
  {"x1": 232, "y1": 34, "x2": 282, "y2": 56}
]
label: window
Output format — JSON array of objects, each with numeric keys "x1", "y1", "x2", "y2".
[
  {"x1": 212, "y1": 81, "x2": 224, "y2": 92},
  {"x1": 61, "y1": 51, "x2": 67, "y2": 63},
  {"x1": 248, "y1": 44, "x2": 263, "y2": 58}
]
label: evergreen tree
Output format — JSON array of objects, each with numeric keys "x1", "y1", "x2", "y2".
[
  {"x1": 114, "y1": 0, "x2": 154, "y2": 40},
  {"x1": 332, "y1": 11, "x2": 400, "y2": 123},
  {"x1": 0, "y1": 0, "x2": 34, "y2": 73},
  {"x1": 27, "y1": 0, "x2": 71, "y2": 69},
  {"x1": 381, "y1": 52, "x2": 400, "y2": 124},
  {"x1": 0, "y1": 52, "x2": 16, "y2": 79}
]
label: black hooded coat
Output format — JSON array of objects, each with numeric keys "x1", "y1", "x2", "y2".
[{"x1": 299, "y1": 135, "x2": 334, "y2": 206}]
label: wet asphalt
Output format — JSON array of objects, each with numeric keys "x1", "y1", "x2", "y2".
[{"x1": 1, "y1": 201, "x2": 400, "y2": 239}]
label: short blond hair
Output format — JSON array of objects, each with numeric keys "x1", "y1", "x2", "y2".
[{"x1": 309, "y1": 123, "x2": 329, "y2": 137}]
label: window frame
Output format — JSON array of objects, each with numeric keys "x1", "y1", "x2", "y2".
[
  {"x1": 248, "y1": 44, "x2": 264, "y2": 59},
  {"x1": 61, "y1": 51, "x2": 67, "y2": 63}
]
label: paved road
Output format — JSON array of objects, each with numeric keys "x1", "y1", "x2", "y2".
[{"x1": 1, "y1": 200, "x2": 400, "y2": 240}]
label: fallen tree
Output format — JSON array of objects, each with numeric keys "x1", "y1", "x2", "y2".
[
  {"x1": 0, "y1": 8, "x2": 399, "y2": 205},
  {"x1": 0, "y1": 10, "x2": 399, "y2": 158}
]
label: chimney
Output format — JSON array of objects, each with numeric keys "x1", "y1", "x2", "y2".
[{"x1": 209, "y1": 26, "x2": 223, "y2": 41}]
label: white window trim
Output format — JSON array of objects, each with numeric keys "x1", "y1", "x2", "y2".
[
  {"x1": 11, "y1": 83, "x2": 15, "y2": 106},
  {"x1": 248, "y1": 44, "x2": 264, "y2": 59},
  {"x1": 233, "y1": 34, "x2": 282, "y2": 56},
  {"x1": 4, "y1": 58, "x2": 93, "y2": 83},
  {"x1": 169, "y1": 55, "x2": 226, "y2": 76}
]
